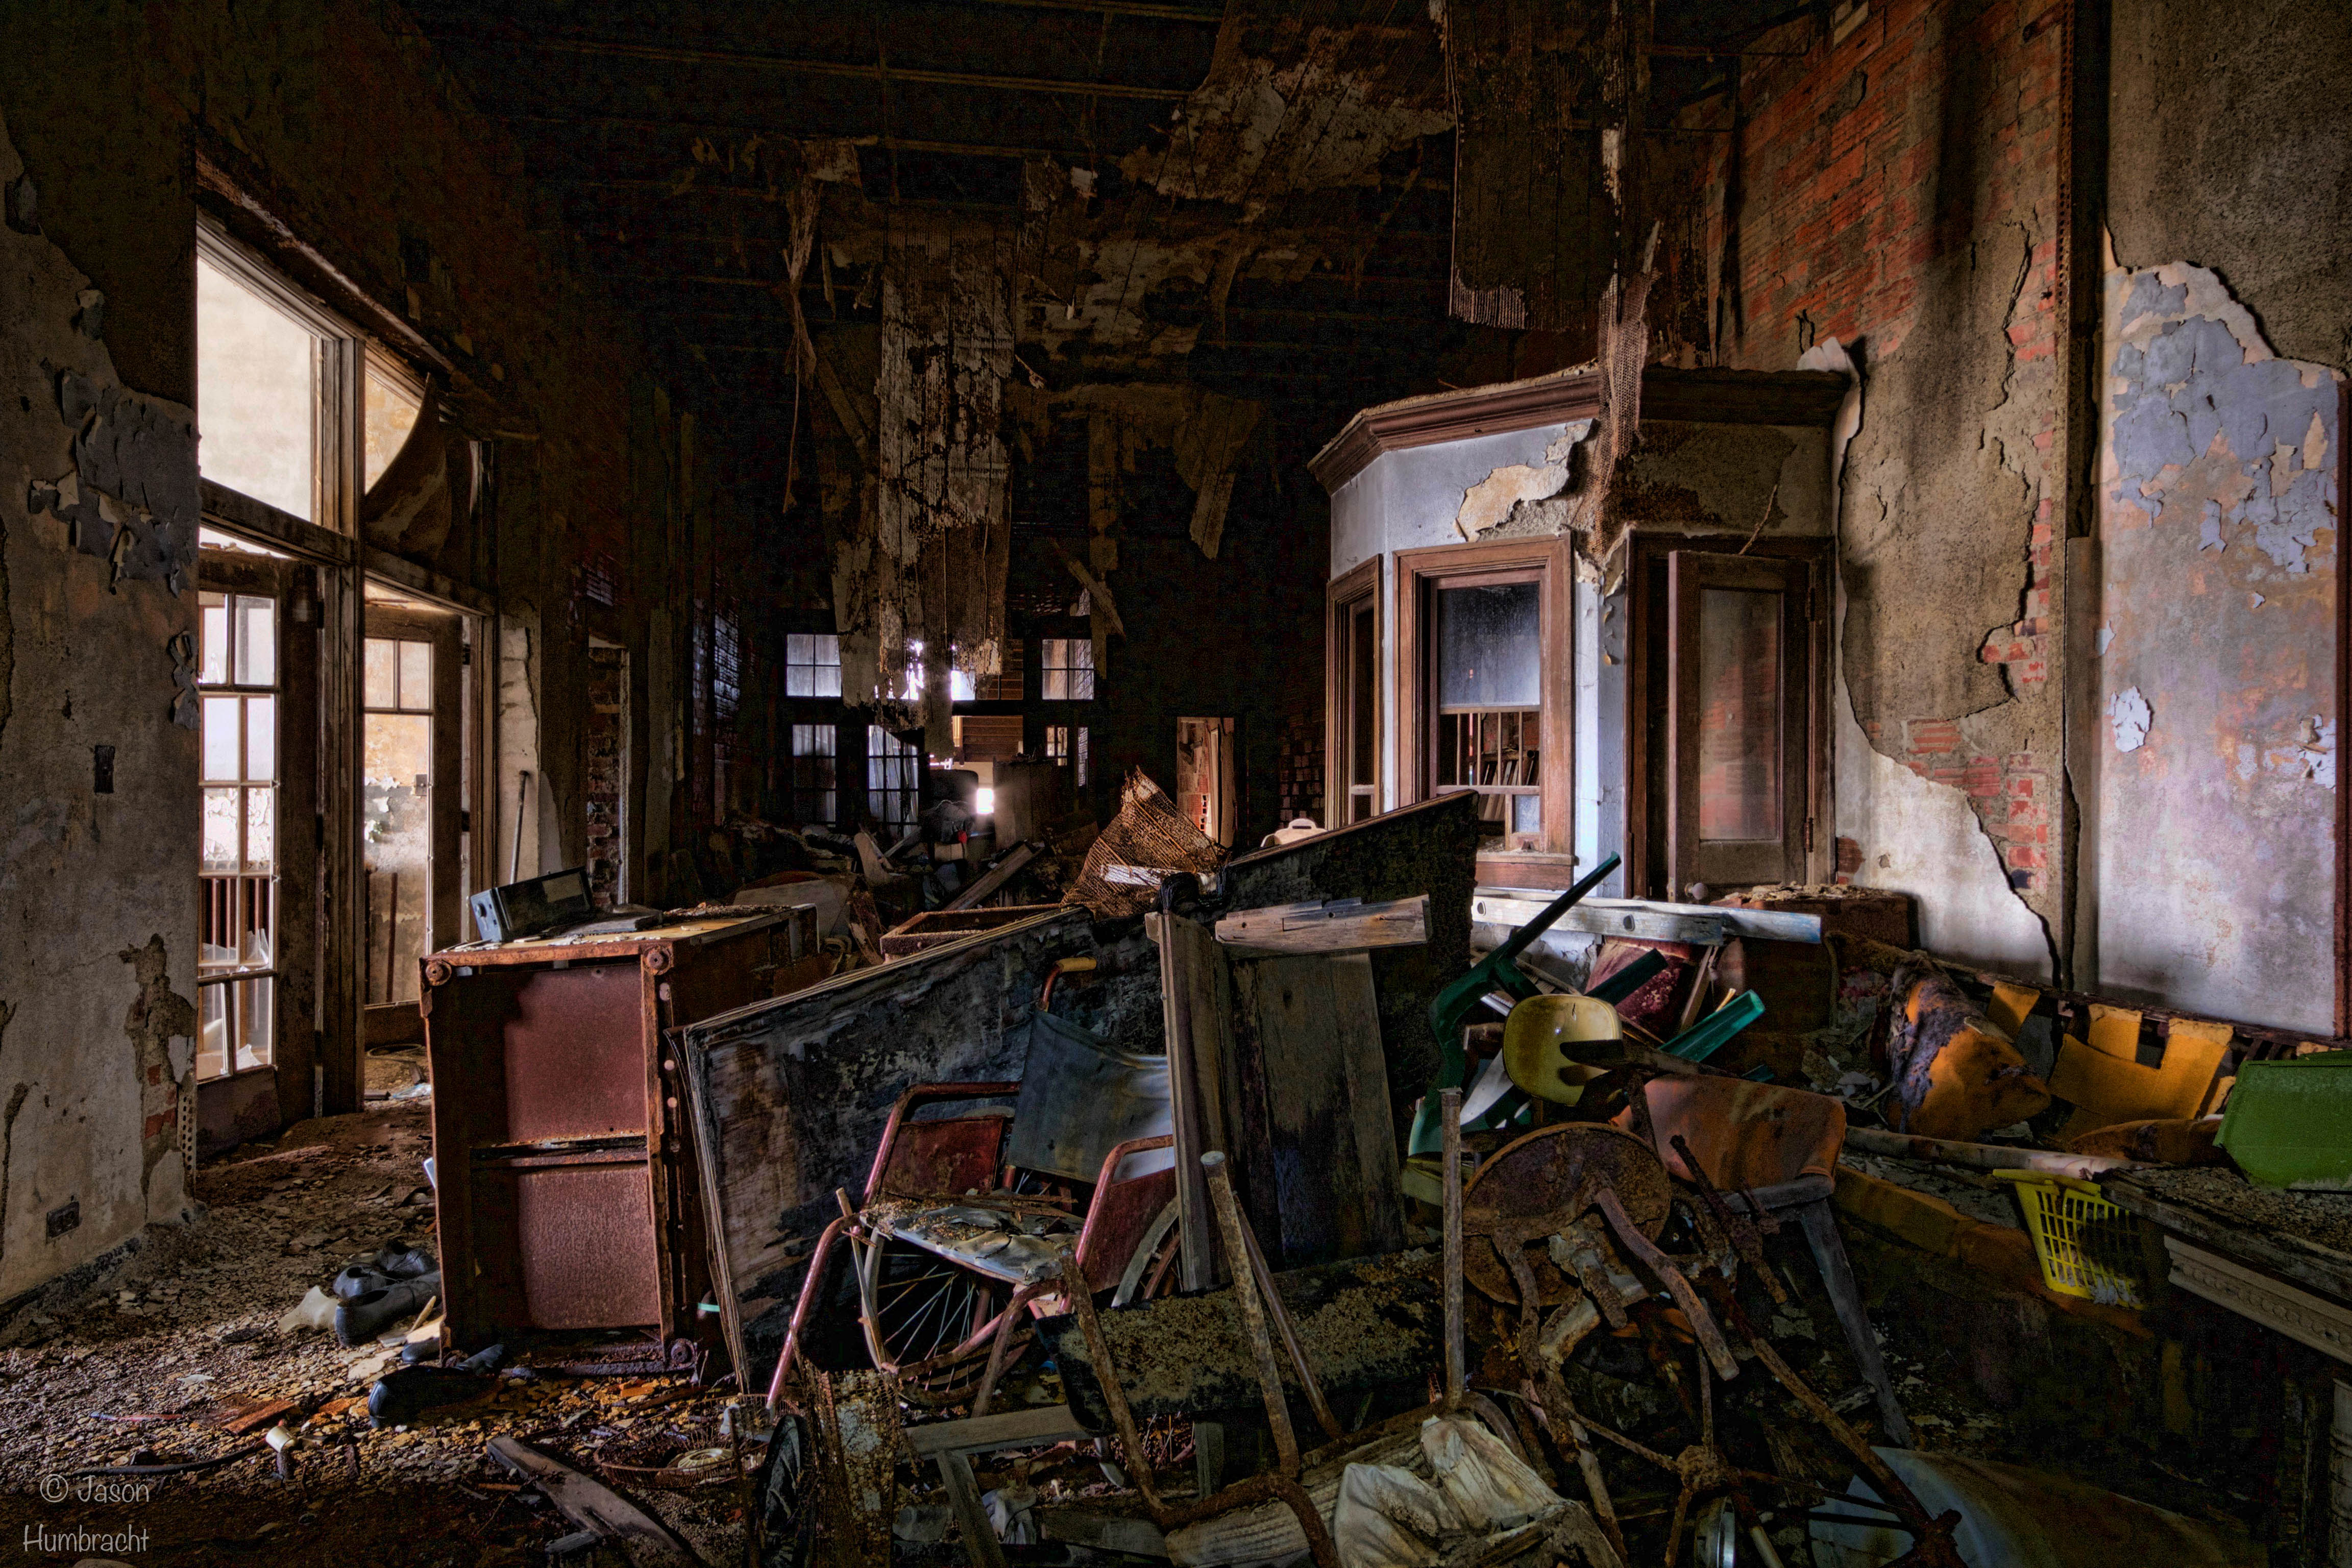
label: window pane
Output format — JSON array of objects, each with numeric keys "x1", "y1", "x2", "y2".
[
  {"x1": 245, "y1": 789, "x2": 275, "y2": 874},
  {"x1": 364, "y1": 639, "x2": 397, "y2": 708},
  {"x1": 203, "y1": 696, "x2": 240, "y2": 781},
  {"x1": 236, "y1": 975, "x2": 274, "y2": 1071},
  {"x1": 200, "y1": 595, "x2": 229, "y2": 684},
  {"x1": 197, "y1": 984, "x2": 230, "y2": 1080},
  {"x1": 197, "y1": 254, "x2": 315, "y2": 519},
  {"x1": 1349, "y1": 605, "x2": 1376, "y2": 788},
  {"x1": 243, "y1": 695, "x2": 276, "y2": 782},
  {"x1": 1043, "y1": 667, "x2": 1067, "y2": 702},
  {"x1": 1437, "y1": 583, "x2": 1540, "y2": 709},
  {"x1": 203, "y1": 788, "x2": 241, "y2": 871},
  {"x1": 236, "y1": 596, "x2": 275, "y2": 687},
  {"x1": 1696, "y1": 588, "x2": 1782, "y2": 842},
  {"x1": 399, "y1": 642, "x2": 432, "y2": 710},
  {"x1": 364, "y1": 361, "x2": 423, "y2": 491},
  {"x1": 1511, "y1": 794, "x2": 1542, "y2": 835}
]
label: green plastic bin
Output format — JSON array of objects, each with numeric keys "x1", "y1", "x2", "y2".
[{"x1": 2215, "y1": 1054, "x2": 2352, "y2": 1190}]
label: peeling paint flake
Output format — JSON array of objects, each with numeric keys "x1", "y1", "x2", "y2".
[{"x1": 2110, "y1": 687, "x2": 2152, "y2": 753}]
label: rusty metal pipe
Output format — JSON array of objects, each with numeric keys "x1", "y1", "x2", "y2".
[
  {"x1": 1202, "y1": 1152, "x2": 1302, "y2": 1476},
  {"x1": 769, "y1": 1215, "x2": 852, "y2": 1410},
  {"x1": 1592, "y1": 1185, "x2": 1740, "y2": 1382},
  {"x1": 1057, "y1": 1248, "x2": 1165, "y2": 1513},
  {"x1": 967, "y1": 1281, "x2": 1051, "y2": 1418},
  {"x1": 1235, "y1": 1212, "x2": 1343, "y2": 1443}
]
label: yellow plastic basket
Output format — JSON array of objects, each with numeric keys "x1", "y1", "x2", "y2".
[{"x1": 1991, "y1": 1170, "x2": 2149, "y2": 1308}]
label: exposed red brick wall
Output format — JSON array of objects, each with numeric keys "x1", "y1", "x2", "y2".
[{"x1": 1707, "y1": 0, "x2": 2066, "y2": 896}]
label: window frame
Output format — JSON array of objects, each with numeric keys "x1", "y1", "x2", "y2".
[
  {"x1": 1324, "y1": 555, "x2": 1383, "y2": 829},
  {"x1": 1392, "y1": 536, "x2": 1575, "y2": 862},
  {"x1": 195, "y1": 220, "x2": 364, "y2": 534}
]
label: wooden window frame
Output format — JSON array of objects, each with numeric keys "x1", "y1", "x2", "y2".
[
  {"x1": 1624, "y1": 531, "x2": 1832, "y2": 898},
  {"x1": 1392, "y1": 536, "x2": 1575, "y2": 863},
  {"x1": 1324, "y1": 555, "x2": 1383, "y2": 829}
]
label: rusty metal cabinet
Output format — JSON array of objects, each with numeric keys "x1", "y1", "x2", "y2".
[{"x1": 421, "y1": 911, "x2": 807, "y2": 1353}]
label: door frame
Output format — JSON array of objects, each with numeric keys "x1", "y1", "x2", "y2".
[
  {"x1": 1625, "y1": 530, "x2": 1832, "y2": 898},
  {"x1": 1324, "y1": 555, "x2": 1383, "y2": 829}
]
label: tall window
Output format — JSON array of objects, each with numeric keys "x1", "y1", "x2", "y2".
[
  {"x1": 196, "y1": 254, "x2": 320, "y2": 520},
  {"x1": 1327, "y1": 557, "x2": 1382, "y2": 827},
  {"x1": 790, "y1": 723, "x2": 838, "y2": 826},
  {"x1": 1396, "y1": 538, "x2": 1572, "y2": 860},
  {"x1": 868, "y1": 726, "x2": 921, "y2": 831},
  {"x1": 1041, "y1": 639, "x2": 1095, "y2": 700},
  {"x1": 198, "y1": 593, "x2": 278, "y2": 1079},
  {"x1": 786, "y1": 633, "x2": 843, "y2": 697}
]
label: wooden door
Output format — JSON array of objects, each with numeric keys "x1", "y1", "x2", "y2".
[
  {"x1": 362, "y1": 599, "x2": 464, "y2": 1041},
  {"x1": 1667, "y1": 551, "x2": 1812, "y2": 896},
  {"x1": 194, "y1": 548, "x2": 323, "y2": 1147}
]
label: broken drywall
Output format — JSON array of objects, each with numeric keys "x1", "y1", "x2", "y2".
[
  {"x1": 1123, "y1": 3, "x2": 1448, "y2": 208},
  {"x1": 1833, "y1": 662, "x2": 2053, "y2": 976},
  {"x1": 2092, "y1": 259, "x2": 2341, "y2": 1033},
  {"x1": 1613, "y1": 420, "x2": 1828, "y2": 540},
  {"x1": 1454, "y1": 426, "x2": 1588, "y2": 538},
  {"x1": 1840, "y1": 225, "x2": 2036, "y2": 727},
  {"x1": 0, "y1": 108, "x2": 195, "y2": 1298}
]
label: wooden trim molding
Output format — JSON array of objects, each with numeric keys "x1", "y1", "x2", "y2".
[
  {"x1": 1308, "y1": 366, "x2": 1850, "y2": 493},
  {"x1": 1324, "y1": 556, "x2": 1383, "y2": 830},
  {"x1": 1392, "y1": 536, "x2": 1575, "y2": 859}
]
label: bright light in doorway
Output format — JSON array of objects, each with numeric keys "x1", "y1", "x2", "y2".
[{"x1": 974, "y1": 788, "x2": 995, "y2": 816}]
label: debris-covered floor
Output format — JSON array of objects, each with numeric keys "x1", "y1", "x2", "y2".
[{"x1": 0, "y1": 1103, "x2": 752, "y2": 1564}]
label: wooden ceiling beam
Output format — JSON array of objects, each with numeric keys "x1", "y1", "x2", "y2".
[{"x1": 419, "y1": 27, "x2": 1196, "y2": 100}]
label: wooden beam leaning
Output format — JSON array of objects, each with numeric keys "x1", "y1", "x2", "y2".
[{"x1": 1215, "y1": 894, "x2": 1431, "y2": 957}]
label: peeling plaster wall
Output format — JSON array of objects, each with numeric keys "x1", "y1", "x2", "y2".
[
  {"x1": 1721, "y1": 0, "x2": 2066, "y2": 960},
  {"x1": 0, "y1": 112, "x2": 199, "y2": 1303},
  {"x1": 2090, "y1": 263, "x2": 2341, "y2": 1033},
  {"x1": 0, "y1": 0, "x2": 699, "y2": 1297}
]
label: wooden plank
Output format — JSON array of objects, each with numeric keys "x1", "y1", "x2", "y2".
[
  {"x1": 1215, "y1": 894, "x2": 1430, "y2": 956},
  {"x1": 936, "y1": 1449, "x2": 1011, "y2": 1568},
  {"x1": 943, "y1": 840, "x2": 1040, "y2": 912},
  {"x1": 2103, "y1": 1172, "x2": 2352, "y2": 1307},
  {"x1": 487, "y1": 1436, "x2": 703, "y2": 1567},
  {"x1": 1473, "y1": 890, "x2": 1819, "y2": 945},
  {"x1": 1148, "y1": 912, "x2": 1238, "y2": 1288},
  {"x1": 1228, "y1": 953, "x2": 1404, "y2": 1268},
  {"x1": 908, "y1": 1405, "x2": 1092, "y2": 1457}
]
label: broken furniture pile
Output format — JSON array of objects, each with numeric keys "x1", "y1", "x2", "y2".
[{"x1": 658, "y1": 789, "x2": 2251, "y2": 1568}]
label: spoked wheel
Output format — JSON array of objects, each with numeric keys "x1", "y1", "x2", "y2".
[
  {"x1": 1112, "y1": 1200, "x2": 1187, "y2": 1307},
  {"x1": 754, "y1": 1408, "x2": 815, "y2": 1568},
  {"x1": 853, "y1": 1234, "x2": 1032, "y2": 1406}
]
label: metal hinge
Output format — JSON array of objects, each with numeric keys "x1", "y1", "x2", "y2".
[
  {"x1": 459, "y1": 642, "x2": 473, "y2": 667},
  {"x1": 460, "y1": 809, "x2": 472, "y2": 835}
]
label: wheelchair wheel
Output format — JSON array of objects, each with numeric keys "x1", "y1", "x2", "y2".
[{"x1": 853, "y1": 1234, "x2": 1031, "y2": 1406}]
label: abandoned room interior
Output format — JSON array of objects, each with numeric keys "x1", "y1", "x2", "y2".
[{"x1": 1, "y1": 0, "x2": 2348, "y2": 1563}]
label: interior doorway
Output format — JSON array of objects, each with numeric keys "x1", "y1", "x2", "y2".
[
  {"x1": 1177, "y1": 717, "x2": 1238, "y2": 848},
  {"x1": 362, "y1": 586, "x2": 465, "y2": 1045}
]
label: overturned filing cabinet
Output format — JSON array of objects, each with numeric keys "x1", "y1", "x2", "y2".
[{"x1": 421, "y1": 910, "x2": 816, "y2": 1353}]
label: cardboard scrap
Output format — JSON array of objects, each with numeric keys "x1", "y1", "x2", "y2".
[{"x1": 2050, "y1": 1006, "x2": 2230, "y2": 1136}]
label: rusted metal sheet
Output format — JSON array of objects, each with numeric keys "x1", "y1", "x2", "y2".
[
  {"x1": 1044, "y1": 1248, "x2": 1443, "y2": 1426},
  {"x1": 422, "y1": 914, "x2": 781, "y2": 1347}
]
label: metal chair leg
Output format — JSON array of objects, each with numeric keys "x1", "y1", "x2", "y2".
[{"x1": 1796, "y1": 1197, "x2": 1913, "y2": 1446}]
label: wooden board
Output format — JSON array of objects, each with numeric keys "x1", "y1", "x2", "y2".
[
  {"x1": 1215, "y1": 894, "x2": 1430, "y2": 956},
  {"x1": 1147, "y1": 912, "x2": 1242, "y2": 1289},
  {"x1": 1228, "y1": 952, "x2": 1405, "y2": 1267},
  {"x1": 1223, "y1": 793, "x2": 1483, "y2": 1160}
]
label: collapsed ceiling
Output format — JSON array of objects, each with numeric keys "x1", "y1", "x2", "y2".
[{"x1": 396, "y1": 0, "x2": 1817, "y2": 717}]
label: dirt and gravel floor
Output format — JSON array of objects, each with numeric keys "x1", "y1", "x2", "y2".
[{"x1": 0, "y1": 1102, "x2": 755, "y2": 1566}]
